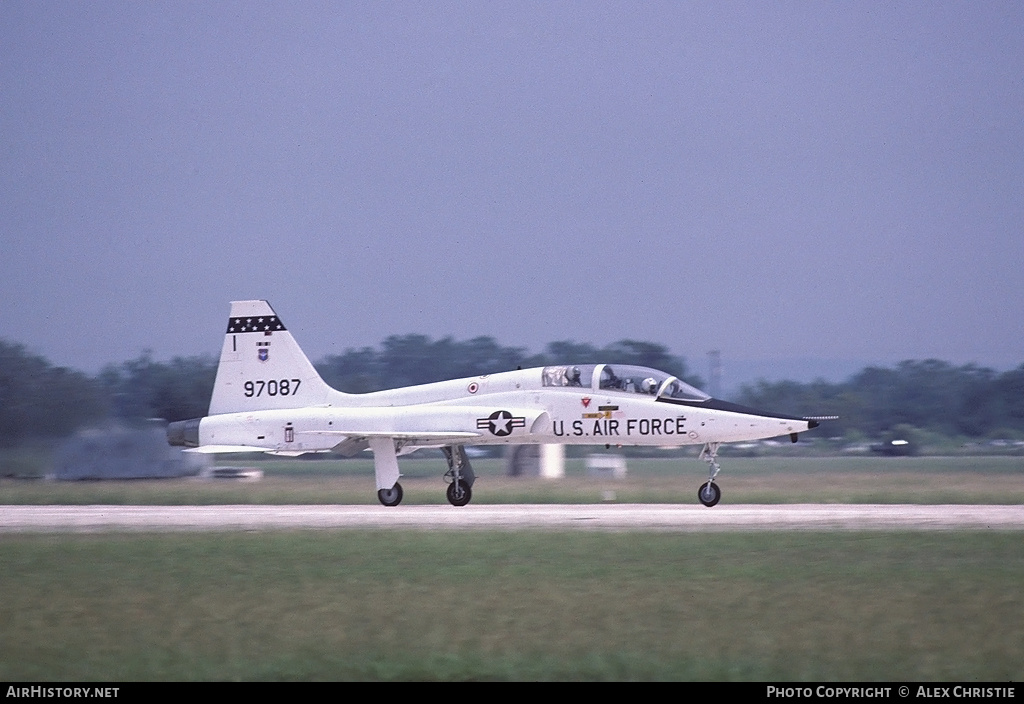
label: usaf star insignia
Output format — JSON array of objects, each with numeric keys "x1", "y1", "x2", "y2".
[{"x1": 476, "y1": 410, "x2": 527, "y2": 437}]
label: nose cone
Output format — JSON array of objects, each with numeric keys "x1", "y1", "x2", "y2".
[
  {"x1": 657, "y1": 396, "x2": 835, "y2": 441},
  {"x1": 699, "y1": 398, "x2": 813, "y2": 424}
]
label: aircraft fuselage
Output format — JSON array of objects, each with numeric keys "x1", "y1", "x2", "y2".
[{"x1": 177, "y1": 366, "x2": 815, "y2": 455}]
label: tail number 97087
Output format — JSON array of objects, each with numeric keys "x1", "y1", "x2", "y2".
[{"x1": 244, "y1": 379, "x2": 301, "y2": 397}]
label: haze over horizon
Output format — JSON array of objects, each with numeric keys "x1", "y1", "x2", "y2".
[{"x1": 4, "y1": 3, "x2": 1022, "y2": 387}]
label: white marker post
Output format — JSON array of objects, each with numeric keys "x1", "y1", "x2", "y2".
[{"x1": 539, "y1": 444, "x2": 565, "y2": 479}]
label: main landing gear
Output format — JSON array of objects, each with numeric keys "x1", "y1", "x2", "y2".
[
  {"x1": 372, "y1": 443, "x2": 477, "y2": 507},
  {"x1": 442, "y1": 445, "x2": 476, "y2": 507},
  {"x1": 377, "y1": 483, "x2": 403, "y2": 507},
  {"x1": 447, "y1": 479, "x2": 472, "y2": 507},
  {"x1": 697, "y1": 442, "x2": 722, "y2": 507}
]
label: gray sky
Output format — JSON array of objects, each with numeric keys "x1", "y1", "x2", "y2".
[{"x1": 3, "y1": 1, "x2": 1022, "y2": 386}]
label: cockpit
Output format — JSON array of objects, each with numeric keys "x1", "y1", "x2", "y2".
[{"x1": 541, "y1": 364, "x2": 710, "y2": 402}]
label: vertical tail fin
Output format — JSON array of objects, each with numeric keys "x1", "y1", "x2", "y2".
[{"x1": 208, "y1": 300, "x2": 341, "y2": 415}]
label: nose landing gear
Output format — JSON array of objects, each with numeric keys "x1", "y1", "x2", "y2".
[{"x1": 697, "y1": 442, "x2": 722, "y2": 507}]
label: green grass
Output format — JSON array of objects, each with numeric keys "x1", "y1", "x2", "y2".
[
  {"x1": 1, "y1": 531, "x2": 1021, "y2": 680},
  {"x1": 3, "y1": 456, "x2": 1023, "y2": 680},
  {"x1": 2, "y1": 456, "x2": 1023, "y2": 505}
]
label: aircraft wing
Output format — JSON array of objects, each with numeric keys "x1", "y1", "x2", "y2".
[
  {"x1": 299, "y1": 429, "x2": 483, "y2": 457},
  {"x1": 299, "y1": 430, "x2": 481, "y2": 439},
  {"x1": 306, "y1": 405, "x2": 549, "y2": 455},
  {"x1": 307, "y1": 405, "x2": 545, "y2": 441}
]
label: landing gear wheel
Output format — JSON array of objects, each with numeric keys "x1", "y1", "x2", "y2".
[
  {"x1": 446, "y1": 478, "x2": 472, "y2": 507},
  {"x1": 698, "y1": 481, "x2": 721, "y2": 507},
  {"x1": 377, "y1": 482, "x2": 403, "y2": 507}
]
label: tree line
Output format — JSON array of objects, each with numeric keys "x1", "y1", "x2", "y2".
[
  {"x1": 2, "y1": 336, "x2": 1022, "y2": 448},
  {"x1": 739, "y1": 359, "x2": 1024, "y2": 439}
]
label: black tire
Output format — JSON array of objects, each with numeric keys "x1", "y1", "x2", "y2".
[
  {"x1": 446, "y1": 479, "x2": 472, "y2": 507},
  {"x1": 698, "y1": 481, "x2": 721, "y2": 507},
  {"x1": 377, "y1": 482, "x2": 403, "y2": 507}
]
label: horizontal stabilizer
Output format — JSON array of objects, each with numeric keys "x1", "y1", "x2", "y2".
[
  {"x1": 184, "y1": 445, "x2": 273, "y2": 454},
  {"x1": 266, "y1": 450, "x2": 328, "y2": 457},
  {"x1": 184, "y1": 445, "x2": 328, "y2": 457}
]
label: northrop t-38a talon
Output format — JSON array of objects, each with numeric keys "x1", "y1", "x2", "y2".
[{"x1": 168, "y1": 300, "x2": 831, "y2": 507}]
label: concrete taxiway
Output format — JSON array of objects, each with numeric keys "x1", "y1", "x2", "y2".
[{"x1": 2, "y1": 504, "x2": 1024, "y2": 532}]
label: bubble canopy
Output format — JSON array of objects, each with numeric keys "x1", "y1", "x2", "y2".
[{"x1": 541, "y1": 364, "x2": 711, "y2": 401}]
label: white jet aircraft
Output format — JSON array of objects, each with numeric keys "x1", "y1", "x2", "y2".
[{"x1": 168, "y1": 300, "x2": 830, "y2": 507}]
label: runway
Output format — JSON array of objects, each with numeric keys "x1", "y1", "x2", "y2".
[{"x1": 2, "y1": 504, "x2": 1024, "y2": 532}]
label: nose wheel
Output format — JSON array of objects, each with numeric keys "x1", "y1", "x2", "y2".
[{"x1": 698, "y1": 481, "x2": 721, "y2": 507}]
